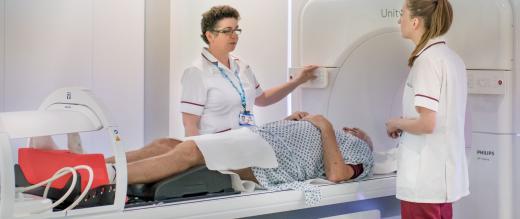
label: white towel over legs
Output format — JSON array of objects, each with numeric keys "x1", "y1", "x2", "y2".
[{"x1": 186, "y1": 127, "x2": 278, "y2": 171}]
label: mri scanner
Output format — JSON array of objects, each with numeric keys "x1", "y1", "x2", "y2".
[{"x1": 0, "y1": 0, "x2": 518, "y2": 218}]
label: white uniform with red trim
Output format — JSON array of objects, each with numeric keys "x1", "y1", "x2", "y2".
[
  {"x1": 180, "y1": 48, "x2": 263, "y2": 135},
  {"x1": 397, "y1": 38, "x2": 469, "y2": 203}
]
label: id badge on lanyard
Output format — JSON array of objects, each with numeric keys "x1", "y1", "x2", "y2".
[
  {"x1": 209, "y1": 57, "x2": 256, "y2": 127},
  {"x1": 239, "y1": 111, "x2": 256, "y2": 126}
]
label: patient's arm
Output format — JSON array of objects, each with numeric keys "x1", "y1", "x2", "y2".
[
  {"x1": 304, "y1": 115, "x2": 354, "y2": 183},
  {"x1": 284, "y1": 111, "x2": 309, "y2": 121},
  {"x1": 320, "y1": 122, "x2": 355, "y2": 182}
]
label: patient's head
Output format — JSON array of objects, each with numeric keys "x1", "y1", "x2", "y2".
[{"x1": 342, "y1": 127, "x2": 373, "y2": 151}]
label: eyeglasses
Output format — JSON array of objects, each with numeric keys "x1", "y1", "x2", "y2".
[{"x1": 212, "y1": 28, "x2": 242, "y2": 36}]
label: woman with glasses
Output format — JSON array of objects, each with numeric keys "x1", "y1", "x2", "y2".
[
  {"x1": 385, "y1": 0, "x2": 468, "y2": 218},
  {"x1": 180, "y1": 5, "x2": 318, "y2": 137}
]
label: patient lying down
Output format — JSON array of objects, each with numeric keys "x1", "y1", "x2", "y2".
[{"x1": 106, "y1": 112, "x2": 374, "y2": 205}]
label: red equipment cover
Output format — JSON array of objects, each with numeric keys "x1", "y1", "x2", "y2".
[{"x1": 18, "y1": 148, "x2": 109, "y2": 191}]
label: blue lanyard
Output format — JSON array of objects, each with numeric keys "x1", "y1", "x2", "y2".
[
  {"x1": 202, "y1": 53, "x2": 247, "y2": 112},
  {"x1": 217, "y1": 66, "x2": 247, "y2": 112}
]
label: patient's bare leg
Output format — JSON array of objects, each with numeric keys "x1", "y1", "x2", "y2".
[
  {"x1": 28, "y1": 136, "x2": 58, "y2": 150},
  {"x1": 67, "y1": 133, "x2": 84, "y2": 154},
  {"x1": 127, "y1": 140, "x2": 205, "y2": 184},
  {"x1": 106, "y1": 138, "x2": 182, "y2": 163}
]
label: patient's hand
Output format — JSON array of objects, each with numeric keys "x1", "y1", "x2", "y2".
[
  {"x1": 343, "y1": 127, "x2": 373, "y2": 151},
  {"x1": 303, "y1": 114, "x2": 333, "y2": 131},
  {"x1": 285, "y1": 111, "x2": 309, "y2": 121}
]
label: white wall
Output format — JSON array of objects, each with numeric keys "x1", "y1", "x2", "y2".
[
  {"x1": 170, "y1": 0, "x2": 289, "y2": 138},
  {"x1": 0, "y1": 0, "x2": 4, "y2": 112},
  {"x1": 91, "y1": 0, "x2": 144, "y2": 152},
  {"x1": 290, "y1": 0, "x2": 310, "y2": 67},
  {"x1": 144, "y1": 0, "x2": 170, "y2": 143},
  {"x1": 289, "y1": 0, "x2": 310, "y2": 112},
  {"x1": 513, "y1": 1, "x2": 520, "y2": 218},
  {"x1": 2, "y1": 0, "x2": 144, "y2": 154}
]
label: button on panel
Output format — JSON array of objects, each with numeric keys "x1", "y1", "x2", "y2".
[{"x1": 468, "y1": 70, "x2": 506, "y2": 95}]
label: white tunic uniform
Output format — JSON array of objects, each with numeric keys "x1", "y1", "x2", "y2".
[
  {"x1": 180, "y1": 48, "x2": 263, "y2": 135},
  {"x1": 396, "y1": 38, "x2": 469, "y2": 203}
]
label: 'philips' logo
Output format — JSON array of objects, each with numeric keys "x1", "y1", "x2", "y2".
[
  {"x1": 476, "y1": 150, "x2": 494, "y2": 156},
  {"x1": 381, "y1": 9, "x2": 402, "y2": 18}
]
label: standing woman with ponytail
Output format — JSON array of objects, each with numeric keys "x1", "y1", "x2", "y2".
[{"x1": 386, "y1": 0, "x2": 469, "y2": 218}]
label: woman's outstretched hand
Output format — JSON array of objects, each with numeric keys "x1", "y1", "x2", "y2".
[{"x1": 292, "y1": 65, "x2": 319, "y2": 85}]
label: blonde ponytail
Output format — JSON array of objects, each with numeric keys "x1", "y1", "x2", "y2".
[{"x1": 407, "y1": 0, "x2": 453, "y2": 66}]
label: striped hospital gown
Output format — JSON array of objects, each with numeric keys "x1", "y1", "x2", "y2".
[{"x1": 249, "y1": 120, "x2": 374, "y2": 206}]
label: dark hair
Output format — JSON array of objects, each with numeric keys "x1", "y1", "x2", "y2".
[
  {"x1": 200, "y1": 5, "x2": 240, "y2": 44},
  {"x1": 407, "y1": 0, "x2": 453, "y2": 66}
]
